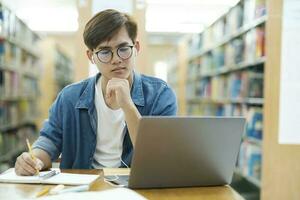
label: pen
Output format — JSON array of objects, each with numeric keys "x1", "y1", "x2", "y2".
[
  {"x1": 26, "y1": 138, "x2": 39, "y2": 175},
  {"x1": 39, "y1": 170, "x2": 59, "y2": 180},
  {"x1": 35, "y1": 187, "x2": 50, "y2": 197}
]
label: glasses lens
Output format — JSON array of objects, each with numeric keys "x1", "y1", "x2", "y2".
[
  {"x1": 117, "y1": 46, "x2": 133, "y2": 60},
  {"x1": 97, "y1": 49, "x2": 112, "y2": 63}
]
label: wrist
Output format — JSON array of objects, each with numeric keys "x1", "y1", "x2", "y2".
[{"x1": 122, "y1": 101, "x2": 136, "y2": 113}]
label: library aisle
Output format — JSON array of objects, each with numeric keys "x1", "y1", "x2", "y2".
[{"x1": 0, "y1": 0, "x2": 300, "y2": 200}]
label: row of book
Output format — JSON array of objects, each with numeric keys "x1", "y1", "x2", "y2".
[
  {"x1": 188, "y1": 33, "x2": 202, "y2": 57},
  {"x1": 54, "y1": 50, "x2": 74, "y2": 92},
  {"x1": 238, "y1": 141, "x2": 262, "y2": 181},
  {"x1": 0, "y1": 70, "x2": 39, "y2": 98},
  {"x1": 200, "y1": 26, "x2": 265, "y2": 75},
  {"x1": 0, "y1": 100, "x2": 37, "y2": 127},
  {"x1": 201, "y1": 0, "x2": 266, "y2": 50},
  {"x1": 0, "y1": 40, "x2": 38, "y2": 69},
  {"x1": 0, "y1": 3, "x2": 40, "y2": 170},
  {"x1": 187, "y1": 60, "x2": 200, "y2": 81},
  {"x1": 0, "y1": 3, "x2": 39, "y2": 47},
  {"x1": 185, "y1": 70, "x2": 263, "y2": 100},
  {"x1": 0, "y1": 126, "x2": 37, "y2": 164}
]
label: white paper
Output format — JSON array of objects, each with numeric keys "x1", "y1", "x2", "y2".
[
  {"x1": 279, "y1": 0, "x2": 300, "y2": 144},
  {"x1": 0, "y1": 168, "x2": 100, "y2": 185},
  {"x1": 45, "y1": 172, "x2": 99, "y2": 185},
  {"x1": 0, "y1": 168, "x2": 58, "y2": 184}
]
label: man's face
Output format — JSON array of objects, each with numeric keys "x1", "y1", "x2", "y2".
[{"x1": 88, "y1": 26, "x2": 139, "y2": 81}]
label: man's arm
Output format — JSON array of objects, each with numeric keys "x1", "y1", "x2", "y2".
[
  {"x1": 151, "y1": 85, "x2": 178, "y2": 116},
  {"x1": 15, "y1": 90, "x2": 65, "y2": 175},
  {"x1": 122, "y1": 102, "x2": 141, "y2": 146},
  {"x1": 105, "y1": 78, "x2": 141, "y2": 146},
  {"x1": 32, "y1": 148, "x2": 52, "y2": 169}
]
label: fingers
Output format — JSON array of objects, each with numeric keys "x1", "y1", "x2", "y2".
[
  {"x1": 15, "y1": 152, "x2": 43, "y2": 176},
  {"x1": 22, "y1": 152, "x2": 37, "y2": 169},
  {"x1": 106, "y1": 78, "x2": 129, "y2": 97},
  {"x1": 36, "y1": 159, "x2": 44, "y2": 171}
]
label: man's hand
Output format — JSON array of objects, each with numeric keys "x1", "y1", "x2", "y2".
[
  {"x1": 15, "y1": 152, "x2": 44, "y2": 176},
  {"x1": 105, "y1": 78, "x2": 134, "y2": 110}
]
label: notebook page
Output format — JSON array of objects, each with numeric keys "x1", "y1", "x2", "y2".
[{"x1": 44, "y1": 173, "x2": 100, "y2": 185}]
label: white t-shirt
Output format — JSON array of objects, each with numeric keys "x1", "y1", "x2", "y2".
[{"x1": 92, "y1": 78, "x2": 126, "y2": 168}]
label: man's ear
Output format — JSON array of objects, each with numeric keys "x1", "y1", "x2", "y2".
[
  {"x1": 134, "y1": 40, "x2": 140, "y2": 55},
  {"x1": 86, "y1": 49, "x2": 95, "y2": 64}
]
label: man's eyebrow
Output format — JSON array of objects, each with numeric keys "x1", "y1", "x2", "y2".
[{"x1": 97, "y1": 42, "x2": 131, "y2": 50}]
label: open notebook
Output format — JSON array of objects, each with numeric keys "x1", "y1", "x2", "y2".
[{"x1": 0, "y1": 168, "x2": 100, "y2": 185}]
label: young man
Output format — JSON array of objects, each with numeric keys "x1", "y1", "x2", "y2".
[{"x1": 14, "y1": 9, "x2": 177, "y2": 175}]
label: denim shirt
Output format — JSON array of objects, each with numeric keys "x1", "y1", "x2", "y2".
[{"x1": 33, "y1": 72, "x2": 177, "y2": 169}]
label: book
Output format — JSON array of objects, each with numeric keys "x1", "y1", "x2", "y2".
[
  {"x1": 0, "y1": 168, "x2": 100, "y2": 185},
  {"x1": 238, "y1": 141, "x2": 262, "y2": 180},
  {"x1": 226, "y1": 3, "x2": 243, "y2": 35},
  {"x1": 212, "y1": 19, "x2": 226, "y2": 42},
  {"x1": 246, "y1": 107, "x2": 263, "y2": 139},
  {"x1": 243, "y1": 0, "x2": 256, "y2": 26},
  {"x1": 244, "y1": 26, "x2": 265, "y2": 62}
]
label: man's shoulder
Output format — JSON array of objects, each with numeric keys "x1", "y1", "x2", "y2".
[
  {"x1": 139, "y1": 74, "x2": 169, "y2": 89},
  {"x1": 59, "y1": 76, "x2": 95, "y2": 100}
]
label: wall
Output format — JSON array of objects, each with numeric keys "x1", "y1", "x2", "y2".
[{"x1": 147, "y1": 44, "x2": 176, "y2": 76}]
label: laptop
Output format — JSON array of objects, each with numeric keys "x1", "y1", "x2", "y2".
[{"x1": 105, "y1": 116, "x2": 246, "y2": 189}]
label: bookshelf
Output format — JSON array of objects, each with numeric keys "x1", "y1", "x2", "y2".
[
  {"x1": 166, "y1": 0, "x2": 267, "y2": 197},
  {"x1": 37, "y1": 38, "x2": 74, "y2": 130},
  {"x1": 0, "y1": 3, "x2": 41, "y2": 172}
]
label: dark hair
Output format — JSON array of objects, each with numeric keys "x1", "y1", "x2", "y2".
[{"x1": 83, "y1": 9, "x2": 138, "y2": 50}]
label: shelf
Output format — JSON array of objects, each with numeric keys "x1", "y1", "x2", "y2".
[
  {"x1": 0, "y1": 120, "x2": 37, "y2": 132},
  {"x1": 0, "y1": 145, "x2": 26, "y2": 163},
  {"x1": 189, "y1": 15, "x2": 267, "y2": 60},
  {"x1": 187, "y1": 97, "x2": 264, "y2": 105},
  {"x1": 243, "y1": 137, "x2": 263, "y2": 146},
  {"x1": 0, "y1": 64, "x2": 40, "y2": 79},
  {"x1": 0, "y1": 64, "x2": 19, "y2": 72},
  {"x1": 0, "y1": 96, "x2": 38, "y2": 102},
  {"x1": 200, "y1": 57, "x2": 266, "y2": 78},
  {"x1": 0, "y1": 34, "x2": 40, "y2": 58},
  {"x1": 23, "y1": 71, "x2": 39, "y2": 79},
  {"x1": 234, "y1": 168, "x2": 261, "y2": 188}
]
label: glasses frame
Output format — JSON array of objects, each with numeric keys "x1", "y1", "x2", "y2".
[{"x1": 94, "y1": 45, "x2": 135, "y2": 63}]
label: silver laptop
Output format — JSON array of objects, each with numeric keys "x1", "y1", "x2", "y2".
[{"x1": 107, "y1": 116, "x2": 246, "y2": 189}]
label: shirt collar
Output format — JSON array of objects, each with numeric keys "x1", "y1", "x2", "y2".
[{"x1": 131, "y1": 71, "x2": 145, "y2": 107}]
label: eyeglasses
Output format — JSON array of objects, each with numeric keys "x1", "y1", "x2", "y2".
[{"x1": 94, "y1": 45, "x2": 134, "y2": 63}]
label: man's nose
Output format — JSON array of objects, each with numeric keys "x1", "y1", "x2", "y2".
[{"x1": 111, "y1": 50, "x2": 122, "y2": 64}]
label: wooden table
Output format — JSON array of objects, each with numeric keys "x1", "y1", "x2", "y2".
[{"x1": 0, "y1": 169, "x2": 244, "y2": 200}]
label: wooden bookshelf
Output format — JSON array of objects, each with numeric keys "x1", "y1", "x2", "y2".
[
  {"x1": 261, "y1": 0, "x2": 300, "y2": 199},
  {"x1": 168, "y1": 0, "x2": 300, "y2": 199},
  {"x1": 36, "y1": 38, "x2": 74, "y2": 130},
  {"x1": 0, "y1": 2, "x2": 41, "y2": 172},
  {"x1": 167, "y1": 0, "x2": 267, "y2": 198}
]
